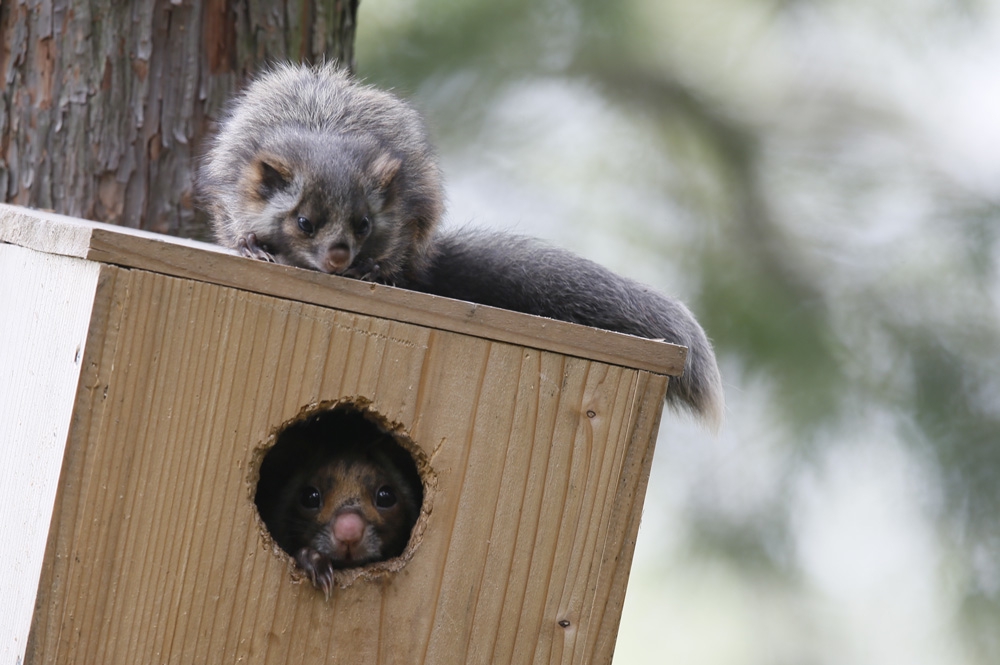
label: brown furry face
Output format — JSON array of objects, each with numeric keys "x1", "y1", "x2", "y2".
[
  {"x1": 291, "y1": 452, "x2": 417, "y2": 568},
  {"x1": 254, "y1": 408, "x2": 425, "y2": 596}
]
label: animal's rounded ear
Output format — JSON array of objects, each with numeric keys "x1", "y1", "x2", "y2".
[
  {"x1": 253, "y1": 154, "x2": 294, "y2": 200},
  {"x1": 370, "y1": 153, "x2": 402, "y2": 192}
]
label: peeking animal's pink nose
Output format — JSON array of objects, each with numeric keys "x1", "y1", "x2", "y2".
[
  {"x1": 332, "y1": 512, "x2": 365, "y2": 545},
  {"x1": 324, "y1": 245, "x2": 352, "y2": 273}
]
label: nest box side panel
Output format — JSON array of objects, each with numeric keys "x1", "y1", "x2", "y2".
[
  {"x1": 24, "y1": 263, "x2": 668, "y2": 665},
  {"x1": 23, "y1": 265, "x2": 437, "y2": 665},
  {"x1": 0, "y1": 244, "x2": 101, "y2": 664},
  {"x1": 428, "y1": 363, "x2": 667, "y2": 665}
]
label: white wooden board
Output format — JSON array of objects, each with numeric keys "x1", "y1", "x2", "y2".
[{"x1": 0, "y1": 244, "x2": 101, "y2": 663}]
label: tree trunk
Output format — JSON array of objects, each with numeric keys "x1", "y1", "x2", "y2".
[{"x1": 0, "y1": 0, "x2": 358, "y2": 239}]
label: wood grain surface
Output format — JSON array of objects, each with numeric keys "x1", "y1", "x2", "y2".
[
  {"x1": 4, "y1": 210, "x2": 673, "y2": 664},
  {"x1": 0, "y1": 204, "x2": 687, "y2": 377},
  {"x1": 21, "y1": 264, "x2": 667, "y2": 664}
]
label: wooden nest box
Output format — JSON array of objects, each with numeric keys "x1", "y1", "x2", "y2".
[{"x1": 0, "y1": 204, "x2": 686, "y2": 664}]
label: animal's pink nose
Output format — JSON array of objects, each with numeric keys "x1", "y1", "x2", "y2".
[
  {"x1": 324, "y1": 245, "x2": 352, "y2": 273},
  {"x1": 332, "y1": 512, "x2": 365, "y2": 545}
]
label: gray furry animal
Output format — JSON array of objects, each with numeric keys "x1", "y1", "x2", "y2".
[
  {"x1": 199, "y1": 63, "x2": 441, "y2": 284},
  {"x1": 199, "y1": 62, "x2": 724, "y2": 428}
]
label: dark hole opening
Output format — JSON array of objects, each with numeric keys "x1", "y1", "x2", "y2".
[{"x1": 254, "y1": 404, "x2": 424, "y2": 579}]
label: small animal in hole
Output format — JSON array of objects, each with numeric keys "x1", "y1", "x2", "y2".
[{"x1": 256, "y1": 413, "x2": 422, "y2": 597}]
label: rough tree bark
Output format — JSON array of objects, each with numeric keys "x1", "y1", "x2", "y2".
[{"x1": 0, "y1": 0, "x2": 358, "y2": 239}]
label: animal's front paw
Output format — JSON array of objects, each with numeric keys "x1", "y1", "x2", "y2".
[
  {"x1": 236, "y1": 233, "x2": 276, "y2": 263},
  {"x1": 295, "y1": 546, "x2": 334, "y2": 599},
  {"x1": 343, "y1": 258, "x2": 384, "y2": 283}
]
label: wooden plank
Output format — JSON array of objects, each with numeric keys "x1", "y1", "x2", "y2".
[
  {"x1": 24, "y1": 264, "x2": 668, "y2": 664},
  {"x1": 0, "y1": 245, "x2": 101, "y2": 664},
  {"x1": 0, "y1": 203, "x2": 226, "y2": 258},
  {"x1": 0, "y1": 203, "x2": 686, "y2": 377},
  {"x1": 587, "y1": 373, "x2": 668, "y2": 663}
]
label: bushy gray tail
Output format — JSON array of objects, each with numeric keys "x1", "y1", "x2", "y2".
[{"x1": 411, "y1": 228, "x2": 724, "y2": 429}]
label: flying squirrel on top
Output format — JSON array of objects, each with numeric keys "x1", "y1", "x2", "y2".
[{"x1": 199, "y1": 62, "x2": 724, "y2": 429}]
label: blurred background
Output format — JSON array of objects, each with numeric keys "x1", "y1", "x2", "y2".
[{"x1": 354, "y1": 1, "x2": 1000, "y2": 663}]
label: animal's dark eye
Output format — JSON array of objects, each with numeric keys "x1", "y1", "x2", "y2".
[
  {"x1": 355, "y1": 216, "x2": 371, "y2": 237},
  {"x1": 297, "y1": 216, "x2": 314, "y2": 235},
  {"x1": 375, "y1": 485, "x2": 397, "y2": 508},
  {"x1": 299, "y1": 486, "x2": 322, "y2": 509}
]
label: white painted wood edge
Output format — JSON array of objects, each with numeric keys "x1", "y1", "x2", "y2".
[
  {"x1": 0, "y1": 202, "x2": 228, "y2": 259},
  {"x1": 0, "y1": 244, "x2": 101, "y2": 663}
]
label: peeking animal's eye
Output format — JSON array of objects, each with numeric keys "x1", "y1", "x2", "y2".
[
  {"x1": 355, "y1": 216, "x2": 371, "y2": 237},
  {"x1": 297, "y1": 216, "x2": 314, "y2": 235},
  {"x1": 374, "y1": 485, "x2": 397, "y2": 508},
  {"x1": 299, "y1": 486, "x2": 322, "y2": 509}
]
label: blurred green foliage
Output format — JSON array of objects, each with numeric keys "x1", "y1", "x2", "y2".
[{"x1": 355, "y1": 1, "x2": 1000, "y2": 662}]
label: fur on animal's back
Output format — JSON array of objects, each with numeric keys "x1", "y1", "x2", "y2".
[
  {"x1": 200, "y1": 62, "x2": 440, "y2": 211},
  {"x1": 213, "y1": 64, "x2": 430, "y2": 150}
]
